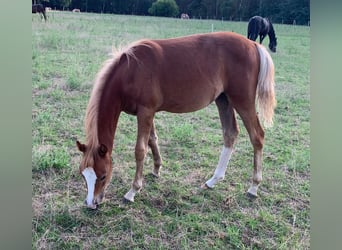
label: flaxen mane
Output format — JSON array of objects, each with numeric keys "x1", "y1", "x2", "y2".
[
  {"x1": 84, "y1": 43, "x2": 145, "y2": 152},
  {"x1": 85, "y1": 57, "x2": 116, "y2": 152}
]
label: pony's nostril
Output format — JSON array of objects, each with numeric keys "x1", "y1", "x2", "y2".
[{"x1": 84, "y1": 199, "x2": 97, "y2": 209}]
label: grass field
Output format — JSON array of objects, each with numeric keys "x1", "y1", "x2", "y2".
[{"x1": 32, "y1": 12, "x2": 310, "y2": 249}]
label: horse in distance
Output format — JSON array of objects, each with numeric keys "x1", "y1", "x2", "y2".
[
  {"x1": 181, "y1": 13, "x2": 190, "y2": 19},
  {"x1": 32, "y1": 4, "x2": 47, "y2": 21},
  {"x1": 76, "y1": 32, "x2": 276, "y2": 209},
  {"x1": 247, "y1": 16, "x2": 277, "y2": 52}
]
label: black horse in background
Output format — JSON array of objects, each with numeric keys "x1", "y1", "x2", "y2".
[
  {"x1": 247, "y1": 16, "x2": 277, "y2": 52},
  {"x1": 32, "y1": 4, "x2": 47, "y2": 21}
]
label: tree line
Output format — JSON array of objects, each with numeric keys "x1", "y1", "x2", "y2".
[{"x1": 35, "y1": 0, "x2": 310, "y2": 25}]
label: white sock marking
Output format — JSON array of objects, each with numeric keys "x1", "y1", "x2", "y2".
[
  {"x1": 124, "y1": 188, "x2": 137, "y2": 202},
  {"x1": 205, "y1": 146, "x2": 233, "y2": 188},
  {"x1": 248, "y1": 172, "x2": 262, "y2": 197},
  {"x1": 247, "y1": 184, "x2": 259, "y2": 197},
  {"x1": 82, "y1": 167, "x2": 97, "y2": 208}
]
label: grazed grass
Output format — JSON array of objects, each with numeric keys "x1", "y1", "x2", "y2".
[{"x1": 32, "y1": 12, "x2": 310, "y2": 249}]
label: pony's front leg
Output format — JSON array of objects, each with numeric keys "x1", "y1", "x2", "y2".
[
  {"x1": 237, "y1": 110, "x2": 265, "y2": 198},
  {"x1": 205, "y1": 146, "x2": 233, "y2": 188},
  {"x1": 204, "y1": 94, "x2": 239, "y2": 188},
  {"x1": 124, "y1": 110, "x2": 154, "y2": 202},
  {"x1": 260, "y1": 35, "x2": 265, "y2": 44},
  {"x1": 247, "y1": 148, "x2": 263, "y2": 198}
]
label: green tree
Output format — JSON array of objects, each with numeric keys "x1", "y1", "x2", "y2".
[
  {"x1": 42, "y1": 0, "x2": 309, "y2": 25},
  {"x1": 222, "y1": 0, "x2": 241, "y2": 20},
  {"x1": 148, "y1": 0, "x2": 179, "y2": 17},
  {"x1": 61, "y1": 0, "x2": 72, "y2": 9}
]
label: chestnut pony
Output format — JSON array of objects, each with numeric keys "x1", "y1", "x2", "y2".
[{"x1": 76, "y1": 32, "x2": 276, "y2": 209}]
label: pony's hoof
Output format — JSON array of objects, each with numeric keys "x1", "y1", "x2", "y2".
[
  {"x1": 123, "y1": 188, "x2": 137, "y2": 203},
  {"x1": 84, "y1": 199, "x2": 97, "y2": 210},
  {"x1": 247, "y1": 185, "x2": 258, "y2": 199},
  {"x1": 246, "y1": 191, "x2": 258, "y2": 200},
  {"x1": 200, "y1": 183, "x2": 211, "y2": 189},
  {"x1": 149, "y1": 172, "x2": 160, "y2": 178},
  {"x1": 152, "y1": 166, "x2": 161, "y2": 177},
  {"x1": 122, "y1": 197, "x2": 133, "y2": 204}
]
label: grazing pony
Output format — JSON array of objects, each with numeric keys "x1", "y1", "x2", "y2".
[
  {"x1": 181, "y1": 13, "x2": 190, "y2": 19},
  {"x1": 32, "y1": 4, "x2": 47, "y2": 21},
  {"x1": 247, "y1": 16, "x2": 277, "y2": 52},
  {"x1": 76, "y1": 32, "x2": 276, "y2": 209}
]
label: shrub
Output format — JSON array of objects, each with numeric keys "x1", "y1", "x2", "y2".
[{"x1": 148, "y1": 0, "x2": 179, "y2": 17}]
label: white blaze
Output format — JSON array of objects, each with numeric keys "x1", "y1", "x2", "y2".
[{"x1": 82, "y1": 167, "x2": 97, "y2": 207}]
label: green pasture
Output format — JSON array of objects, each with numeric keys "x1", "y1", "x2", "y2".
[{"x1": 32, "y1": 12, "x2": 310, "y2": 249}]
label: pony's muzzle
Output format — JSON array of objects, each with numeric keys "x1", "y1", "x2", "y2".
[
  {"x1": 84, "y1": 199, "x2": 97, "y2": 209},
  {"x1": 84, "y1": 192, "x2": 104, "y2": 209}
]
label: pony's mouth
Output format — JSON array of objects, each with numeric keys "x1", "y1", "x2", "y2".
[
  {"x1": 84, "y1": 192, "x2": 104, "y2": 209},
  {"x1": 84, "y1": 199, "x2": 97, "y2": 209}
]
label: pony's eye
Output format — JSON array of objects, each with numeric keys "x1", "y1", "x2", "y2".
[{"x1": 99, "y1": 175, "x2": 106, "y2": 181}]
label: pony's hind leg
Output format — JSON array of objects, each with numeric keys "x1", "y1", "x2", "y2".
[
  {"x1": 148, "y1": 121, "x2": 162, "y2": 177},
  {"x1": 124, "y1": 108, "x2": 155, "y2": 202},
  {"x1": 235, "y1": 107, "x2": 265, "y2": 198},
  {"x1": 205, "y1": 94, "x2": 239, "y2": 188}
]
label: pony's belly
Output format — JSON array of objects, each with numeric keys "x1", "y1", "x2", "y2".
[
  {"x1": 160, "y1": 104, "x2": 210, "y2": 113},
  {"x1": 159, "y1": 92, "x2": 220, "y2": 113}
]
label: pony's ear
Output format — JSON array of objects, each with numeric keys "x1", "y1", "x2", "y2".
[
  {"x1": 76, "y1": 140, "x2": 86, "y2": 153},
  {"x1": 98, "y1": 144, "x2": 108, "y2": 157}
]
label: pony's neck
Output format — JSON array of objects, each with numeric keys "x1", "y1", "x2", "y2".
[
  {"x1": 85, "y1": 57, "x2": 122, "y2": 152},
  {"x1": 85, "y1": 67, "x2": 121, "y2": 150},
  {"x1": 97, "y1": 101, "x2": 121, "y2": 151},
  {"x1": 268, "y1": 23, "x2": 276, "y2": 42}
]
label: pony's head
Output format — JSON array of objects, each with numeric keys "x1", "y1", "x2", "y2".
[
  {"x1": 269, "y1": 37, "x2": 277, "y2": 53},
  {"x1": 76, "y1": 141, "x2": 113, "y2": 209}
]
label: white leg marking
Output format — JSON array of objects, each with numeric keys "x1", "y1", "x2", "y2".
[
  {"x1": 82, "y1": 167, "x2": 97, "y2": 209},
  {"x1": 247, "y1": 184, "x2": 259, "y2": 197},
  {"x1": 124, "y1": 188, "x2": 137, "y2": 202},
  {"x1": 205, "y1": 146, "x2": 233, "y2": 188},
  {"x1": 152, "y1": 166, "x2": 161, "y2": 177},
  {"x1": 247, "y1": 172, "x2": 262, "y2": 197}
]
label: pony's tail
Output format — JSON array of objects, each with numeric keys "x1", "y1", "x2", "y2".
[{"x1": 256, "y1": 44, "x2": 276, "y2": 128}]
